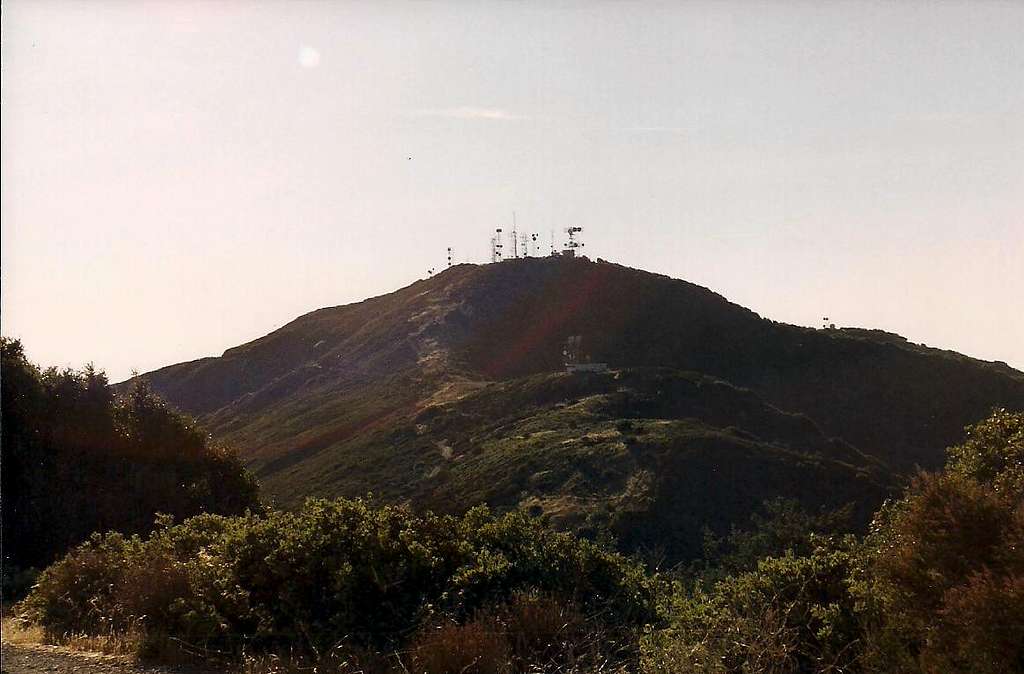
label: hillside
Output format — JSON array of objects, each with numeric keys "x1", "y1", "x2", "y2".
[
  {"x1": 133, "y1": 257, "x2": 1024, "y2": 556},
  {"x1": 265, "y1": 367, "x2": 893, "y2": 561}
]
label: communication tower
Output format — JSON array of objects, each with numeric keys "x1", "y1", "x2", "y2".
[{"x1": 447, "y1": 247, "x2": 454, "y2": 268}]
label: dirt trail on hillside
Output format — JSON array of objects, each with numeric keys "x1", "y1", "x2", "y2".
[{"x1": 1, "y1": 643, "x2": 224, "y2": 674}]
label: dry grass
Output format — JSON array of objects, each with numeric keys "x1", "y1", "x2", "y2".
[
  {"x1": 2, "y1": 614, "x2": 141, "y2": 656},
  {"x1": 405, "y1": 594, "x2": 630, "y2": 674},
  {"x1": 50, "y1": 630, "x2": 144, "y2": 656},
  {"x1": 410, "y1": 617, "x2": 512, "y2": 674},
  {"x1": 1, "y1": 616, "x2": 46, "y2": 645},
  {"x1": 5, "y1": 594, "x2": 631, "y2": 674},
  {"x1": 236, "y1": 647, "x2": 396, "y2": 674}
]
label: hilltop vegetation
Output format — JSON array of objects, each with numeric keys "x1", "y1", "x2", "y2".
[{"x1": 1, "y1": 338, "x2": 261, "y2": 582}]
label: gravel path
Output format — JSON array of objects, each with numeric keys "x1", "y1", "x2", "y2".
[{"x1": 1, "y1": 643, "x2": 224, "y2": 674}]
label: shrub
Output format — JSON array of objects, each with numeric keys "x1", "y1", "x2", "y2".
[
  {"x1": 641, "y1": 411, "x2": 1024, "y2": 674},
  {"x1": 641, "y1": 536, "x2": 864, "y2": 674},
  {"x1": 945, "y1": 407, "x2": 1024, "y2": 493},
  {"x1": 20, "y1": 498, "x2": 660, "y2": 665},
  {"x1": 854, "y1": 409, "x2": 1024, "y2": 673},
  {"x1": 21, "y1": 532, "x2": 142, "y2": 638},
  {"x1": 694, "y1": 498, "x2": 854, "y2": 582}
]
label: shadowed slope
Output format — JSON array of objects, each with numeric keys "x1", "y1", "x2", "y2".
[{"x1": 247, "y1": 367, "x2": 894, "y2": 562}]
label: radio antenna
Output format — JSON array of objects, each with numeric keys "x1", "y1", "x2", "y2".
[
  {"x1": 564, "y1": 226, "x2": 584, "y2": 257},
  {"x1": 490, "y1": 228, "x2": 504, "y2": 263},
  {"x1": 511, "y1": 212, "x2": 519, "y2": 259}
]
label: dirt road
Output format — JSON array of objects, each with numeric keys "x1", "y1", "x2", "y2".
[{"x1": 1, "y1": 643, "x2": 223, "y2": 674}]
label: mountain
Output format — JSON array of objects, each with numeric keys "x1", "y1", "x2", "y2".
[{"x1": 133, "y1": 257, "x2": 1024, "y2": 559}]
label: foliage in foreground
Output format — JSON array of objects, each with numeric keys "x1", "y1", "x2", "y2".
[
  {"x1": 1, "y1": 337, "x2": 261, "y2": 576},
  {"x1": 15, "y1": 407, "x2": 1024, "y2": 673},
  {"x1": 643, "y1": 537, "x2": 863, "y2": 673},
  {"x1": 642, "y1": 408, "x2": 1024, "y2": 674},
  {"x1": 20, "y1": 498, "x2": 659, "y2": 671},
  {"x1": 854, "y1": 407, "x2": 1024, "y2": 673}
]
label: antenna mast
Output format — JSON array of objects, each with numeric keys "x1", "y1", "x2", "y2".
[
  {"x1": 511, "y1": 212, "x2": 519, "y2": 259},
  {"x1": 491, "y1": 228, "x2": 504, "y2": 263},
  {"x1": 564, "y1": 226, "x2": 584, "y2": 257},
  {"x1": 447, "y1": 247, "x2": 453, "y2": 268}
]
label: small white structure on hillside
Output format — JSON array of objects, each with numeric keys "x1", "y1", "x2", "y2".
[{"x1": 563, "y1": 335, "x2": 608, "y2": 373}]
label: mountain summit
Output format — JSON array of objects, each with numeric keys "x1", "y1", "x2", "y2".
[{"x1": 135, "y1": 257, "x2": 1024, "y2": 558}]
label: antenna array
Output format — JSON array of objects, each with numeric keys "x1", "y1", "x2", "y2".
[
  {"x1": 482, "y1": 221, "x2": 590, "y2": 263},
  {"x1": 564, "y1": 226, "x2": 584, "y2": 257}
]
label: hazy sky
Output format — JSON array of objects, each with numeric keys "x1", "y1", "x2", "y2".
[{"x1": 3, "y1": 0, "x2": 1022, "y2": 382}]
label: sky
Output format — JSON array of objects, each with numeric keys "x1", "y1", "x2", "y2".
[{"x1": 2, "y1": 0, "x2": 1022, "y2": 383}]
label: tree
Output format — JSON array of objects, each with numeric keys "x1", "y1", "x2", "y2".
[
  {"x1": 1, "y1": 337, "x2": 262, "y2": 581},
  {"x1": 856, "y1": 409, "x2": 1024, "y2": 673}
]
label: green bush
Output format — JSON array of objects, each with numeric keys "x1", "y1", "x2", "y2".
[
  {"x1": 693, "y1": 498, "x2": 854, "y2": 583},
  {"x1": 639, "y1": 409, "x2": 1024, "y2": 674},
  {"x1": 21, "y1": 532, "x2": 142, "y2": 637},
  {"x1": 21, "y1": 498, "x2": 660, "y2": 661},
  {"x1": 642, "y1": 537, "x2": 864, "y2": 674},
  {"x1": 853, "y1": 409, "x2": 1024, "y2": 673}
]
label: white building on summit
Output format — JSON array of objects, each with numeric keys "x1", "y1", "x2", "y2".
[{"x1": 563, "y1": 335, "x2": 608, "y2": 373}]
